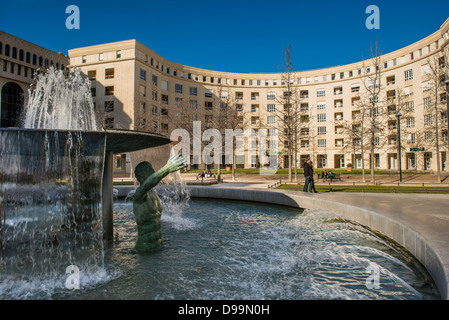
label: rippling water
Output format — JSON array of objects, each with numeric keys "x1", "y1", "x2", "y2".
[{"x1": 51, "y1": 199, "x2": 439, "y2": 300}]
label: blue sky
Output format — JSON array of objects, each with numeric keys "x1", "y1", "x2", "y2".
[{"x1": 1, "y1": 0, "x2": 448, "y2": 73}]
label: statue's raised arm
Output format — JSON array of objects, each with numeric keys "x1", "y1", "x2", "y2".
[
  {"x1": 132, "y1": 154, "x2": 187, "y2": 252},
  {"x1": 134, "y1": 154, "x2": 187, "y2": 201}
]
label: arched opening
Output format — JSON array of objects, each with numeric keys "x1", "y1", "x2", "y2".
[{"x1": 1, "y1": 82, "x2": 24, "y2": 127}]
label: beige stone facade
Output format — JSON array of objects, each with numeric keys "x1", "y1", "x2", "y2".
[
  {"x1": 68, "y1": 18, "x2": 449, "y2": 173},
  {"x1": 0, "y1": 31, "x2": 69, "y2": 127}
]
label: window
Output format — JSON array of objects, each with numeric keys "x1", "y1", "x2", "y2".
[
  {"x1": 4, "y1": 44, "x2": 10, "y2": 56},
  {"x1": 140, "y1": 102, "x2": 146, "y2": 114},
  {"x1": 105, "y1": 68, "x2": 114, "y2": 79},
  {"x1": 300, "y1": 128, "x2": 309, "y2": 136},
  {"x1": 88, "y1": 70, "x2": 96, "y2": 80},
  {"x1": 105, "y1": 86, "x2": 114, "y2": 96},
  {"x1": 267, "y1": 92, "x2": 275, "y2": 100},
  {"x1": 152, "y1": 106, "x2": 158, "y2": 115},
  {"x1": 205, "y1": 101, "x2": 213, "y2": 110},
  {"x1": 152, "y1": 90, "x2": 158, "y2": 101},
  {"x1": 91, "y1": 87, "x2": 96, "y2": 97},
  {"x1": 140, "y1": 69, "x2": 146, "y2": 80},
  {"x1": 318, "y1": 139, "x2": 327, "y2": 148},
  {"x1": 317, "y1": 102, "x2": 326, "y2": 110},
  {"x1": 140, "y1": 85, "x2": 146, "y2": 97},
  {"x1": 162, "y1": 81, "x2": 168, "y2": 91},
  {"x1": 267, "y1": 104, "x2": 275, "y2": 112},
  {"x1": 317, "y1": 114, "x2": 326, "y2": 122},
  {"x1": 205, "y1": 89, "x2": 213, "y2": 98},
  {"x1": 404, "y1": 69, "x2": 413, "y2": 81},
  {"x1": 407, "y1": 133, "x2": 416, "y2": 144},
  {"x1": 19, "y1": 49, "x2": 24, "y2": 61},
  {"x1": 424, "y1": 114, "x2": 433, "y2": 126},
  {"x1": 406, "y1": 101, "x2": 414, "y2": 112},
  {"x1": 190, "y1": 87, "x2": 197, "y2": 96},
  {"x1": 104, "y1": 118, "x2": 114, "y2": 129},
  {"x1": 190, "y1": 100, "x2": 198, "y2": 109},
  {"x1": 161, "y1": 94, "x2": 168, "y2": 104},
  {"x1": 152, "y1": 75, "x2": 158, "y2": 86},
  {"x1": 105, "y1": 101, "x2": 114, "y2": 112},
  {"x1": 318, "y1": 126, "x2": 327, "y2": 135},
  {"x1": 335, "y1": 139, "x2": 344, "y2": 147},
  {"x1": 175, "y1": 84, "x2": 183, "y2": 94},
  {"x1": 351, "y1": 84, "x2": 360, "y2": 93},
  {"x1": 406, "y1": 117, "x2": 415, "y2": 128},
  {"x1": 267, "y1": 116, "x2": 276, "y2": 124},
  {"x1": 425, "y1": 131, "x2": 433, "y2": 142},
  {"x1": 317, "y1": 89, "x2": 325, "y2": 97},
  {"x1": 423, "y1": 97, "x2": 432, "y2": 109}
]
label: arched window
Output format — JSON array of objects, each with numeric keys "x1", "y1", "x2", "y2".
[
  {"x1": 1, "y1": 82, "x2": 24, "y2": 127},
  {"x1": 38, "y1": 56, "x2": 43, "y2": 67},
  {"x1": 61, "y1": 64, "x2": 64, "y2": 70},
  {"x1": 19, "y1": 49, "x2": 24, "y2": 61},
  {"x1": 56, "y1": 62, "x2": 59, "y2": 70},
  {"x1": 0, "y1": 42, "x2": 2, "y2": 55},
  {"x1": 44, "y1": 58, "x2": 48, "y2": 68},
  {"x1": 5, "y1": 44, "x2": 10, "y2": 56},
  {"x1": 32, "y1": 54, "x2": 37, "y2": 65},
  {"x1": 26, "y1": 52, "x2": 30, "y2": 63},
  {"x1": 12, "y1": 47, "x2": 17, "y2": 59}
]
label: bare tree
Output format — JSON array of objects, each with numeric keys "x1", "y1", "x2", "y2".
[
  {"x1": 360, "y1": 41, "x2": 385, "y2": 184},
  {"x1": 211, "y1": 83, "x2": 244, "y2": 181},
  {"x1": 423, "y1": 48, "x2": 449, "y2": 182},
  {"x1": 275, "y1": 45, "x2": 301, "y2": 182}
]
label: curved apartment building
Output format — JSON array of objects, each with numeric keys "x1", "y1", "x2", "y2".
[{"x1": 68, "y1": 17, "x2": 449, "y2": 173}]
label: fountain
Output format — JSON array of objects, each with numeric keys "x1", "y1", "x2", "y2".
[
  {"x1": 0, "y1": 67, "x2": 441, "y2": 300},
  {"x1": 0, "y1": 67, "x2": 172, "y2": 298}
]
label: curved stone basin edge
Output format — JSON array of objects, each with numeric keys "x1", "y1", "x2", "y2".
[{"x1": 185, "y1": 185, "x2": 449, "y2": 300}]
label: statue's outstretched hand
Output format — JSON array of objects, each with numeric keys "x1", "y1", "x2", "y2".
[{"x1": 165, "y1": 154, "x2": 187, "y2": 173}]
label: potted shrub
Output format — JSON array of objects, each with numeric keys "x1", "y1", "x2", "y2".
[
  {"x1": 346, "y1": 163, "x2": 353, "y2": 172},
  {"x1": 262, "y1": 163, "x2": 270, "y2": 170},
  {"x1": 225, "y1": 164, "x2": 232, "y2": 171}
]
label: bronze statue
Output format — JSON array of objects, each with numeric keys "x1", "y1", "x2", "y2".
[{"x1": 133, "y1": 154, "x2": 186, "y2": 251}]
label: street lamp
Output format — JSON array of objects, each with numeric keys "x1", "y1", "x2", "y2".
[{"x1": 396, "y1": 110, "x2": 403, "y2": 182}]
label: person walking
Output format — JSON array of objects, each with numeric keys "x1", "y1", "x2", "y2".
[
  {"x1": 308, "y1": 160, "x2": 318, "y2": 193},
  {"x1": 303, "y1": 159, "x2": 312, "y2": 192}
]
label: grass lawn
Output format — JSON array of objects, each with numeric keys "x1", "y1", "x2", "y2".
[
  {"x1": 181, "y1": 168, "x2": 432, "y2": 175},
  {"x1": 277, "y1": 184, "x2": 449, "y2": 194}
]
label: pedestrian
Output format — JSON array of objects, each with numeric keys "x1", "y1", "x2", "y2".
[
  {"x1": 308, "y1": 160, "x2": 318, "y2": 193},
  {"x1": 303, "y1": 158, "x2": 312, "y2": 192}
]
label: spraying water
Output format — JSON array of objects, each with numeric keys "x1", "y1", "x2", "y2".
[{"x1": 23, "y1": 66, "x2": 97, "y2": 130}]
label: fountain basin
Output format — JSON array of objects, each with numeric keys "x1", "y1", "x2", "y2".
[{"x1": 0, "y1": 127, "x2": 171, "y2": 241}]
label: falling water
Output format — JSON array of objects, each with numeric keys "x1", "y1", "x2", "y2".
[
  {"x1": 0, "y1": 67, "x2": 112, "y2": 299},
  {"x1": 23, "y1": 66, "x2": 97, "y2": 131}
]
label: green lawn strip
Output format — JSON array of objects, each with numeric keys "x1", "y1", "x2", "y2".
[
  {"x1": 277, "y1": 184, "x2": 449, "y2": 194},
  {"x1": 181, "y1": 168, "x2": 432, "y2": 175}
]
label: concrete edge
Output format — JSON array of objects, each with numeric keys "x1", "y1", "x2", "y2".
[{"x1": 184, "y1": 185, "x2": 448, "y2": 300}]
